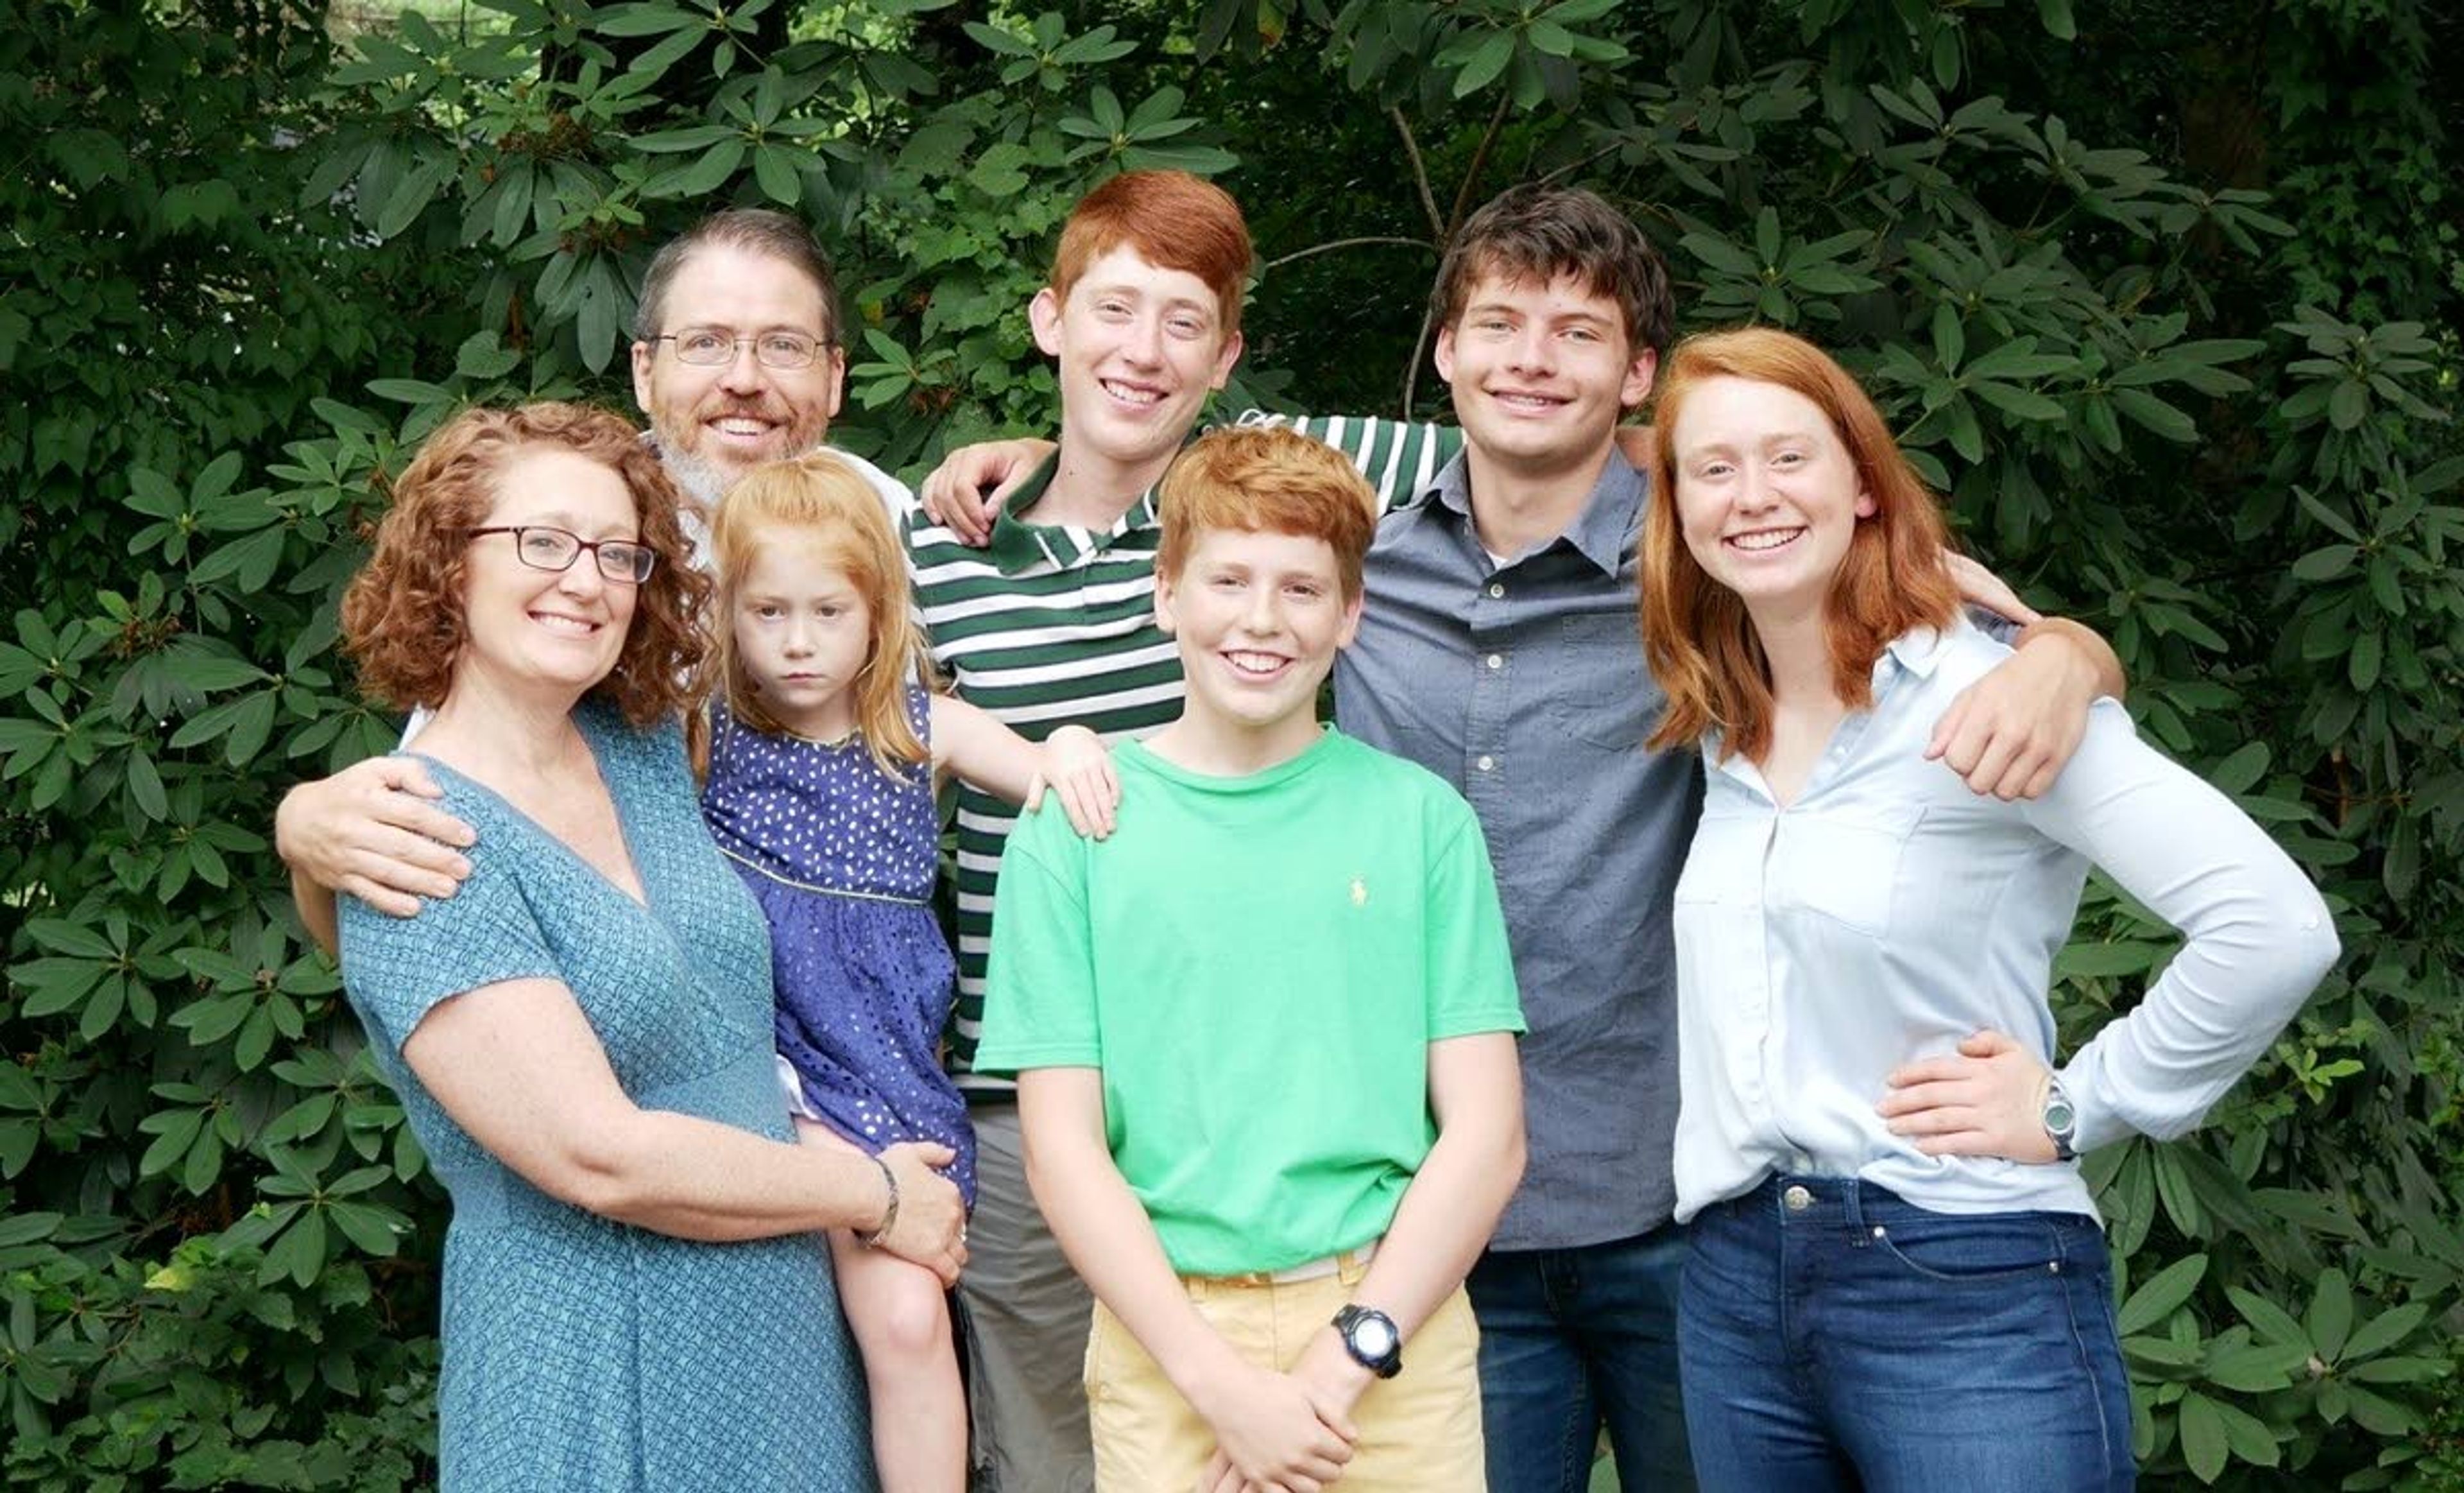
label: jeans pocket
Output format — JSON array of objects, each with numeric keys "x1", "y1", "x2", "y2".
[{"x1": 1870, "y1": 1207, "x2": 2077, "y2": 1287}]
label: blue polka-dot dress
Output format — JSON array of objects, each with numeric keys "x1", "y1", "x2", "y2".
[{"x1": 700, "y1": 687, "x2": 974, "y2": 1206}]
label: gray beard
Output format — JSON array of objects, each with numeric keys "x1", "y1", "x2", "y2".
[
  {"x1": 658, "y1": 442, "x2": 735, "y2": 515},
  {"x1": 653, "y1": 429, "x2": 836, "y2": 515}
]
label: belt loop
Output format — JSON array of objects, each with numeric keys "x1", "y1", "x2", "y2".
[
  {"x1": 1338, "y1": 1248, "x2": 1369, "y2": 1288},
  {"x1": 1841, "y1": 1177, "x2": 1868, "y2": 1239}
]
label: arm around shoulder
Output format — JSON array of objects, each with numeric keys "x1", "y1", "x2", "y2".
[{"x1": 276, "y1": 755, "x2": 476, "y2": 919}]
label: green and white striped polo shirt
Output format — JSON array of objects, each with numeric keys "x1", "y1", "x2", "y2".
[{"x1": 909, "y1": 415, "x2": 1460, "y2": 1089}]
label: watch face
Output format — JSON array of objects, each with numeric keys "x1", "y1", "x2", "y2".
[
  {"x1": 2045, "y1": 1097, "x2": 2076, "y2": 1132},
  {"x1": 1353, "y1": 1316, "x2": 1398, "y2": 1358}
]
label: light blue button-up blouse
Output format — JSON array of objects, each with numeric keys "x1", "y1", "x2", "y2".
[{"x1": 1671, "y1": 621, "x2": 2339, "y2": 1223}]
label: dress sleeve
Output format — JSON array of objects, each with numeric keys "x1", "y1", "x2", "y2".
[
  {"x1": 338, "y1": 807, "x2": 563, "y2": 1059},
  {"x1": 973, "y1": 804, "x2": 1102, "y2": 1074},
  {"x1": 1231, "y1": 409, "x2": 1462, "y2": 514},
  {"x1": 1423, "y1": 801, "x2": 1527, "y2": 1040},
  {"x1": 2019, "y1": 700, "x2": 2340, "y2": 1151}
]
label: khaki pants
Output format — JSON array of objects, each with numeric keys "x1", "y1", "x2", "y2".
[
  {"x1": 961, "y1": 1102, "x2": 1098, "y2": 1492},
  {"x1": 1085, "y1": 1256, "x2": 1486, "y2": 1492}
]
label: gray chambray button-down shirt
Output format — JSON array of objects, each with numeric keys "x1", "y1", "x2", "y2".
[{"x1": 1338, "y1": 449, "x2": 1702, "y2": 1251}]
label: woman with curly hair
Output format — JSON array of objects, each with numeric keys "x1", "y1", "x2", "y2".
[
  {"x1": 320, "y1": 402, "x2": 963, "y2": 1492},
  {"x1": 1639, "y1": 329, "x2": 2338, "y2": 1491}
]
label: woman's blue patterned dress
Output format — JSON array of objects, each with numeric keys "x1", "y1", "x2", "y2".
[{"x1": 338, "y1": 703, "x2": 875, "y2": 1492}]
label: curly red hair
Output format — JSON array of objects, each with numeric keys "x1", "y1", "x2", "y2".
[{"x1": 341, "y1": 402, "x2": 708, "y2": 726}]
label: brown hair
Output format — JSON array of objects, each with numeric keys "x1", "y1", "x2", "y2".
[
  {"x1": 701, "y1": 451, "x2": 932, "y2": 777},
  {"x1": 1433, "y1": 184, "x2": 1675, "y2": 358},
  {"x1": 341, "y1": 402, "x2": 708, "y2": 727},
  {"x1": 1050, "y1": 171, "x2": 1253, "y2": 338},
  {"x1": 1158, "y1": 426, "x2": 1377, "y2": 602},
  {"x1": 635, "y1": 207, "x2": 841, "y2": 345},
  {"x1": 1641, "y1": 327, "x2": 1960, "y2": 761}
]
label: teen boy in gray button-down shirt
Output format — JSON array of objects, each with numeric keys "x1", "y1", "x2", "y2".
[{"x1": 1339, "y1": 452, "x2": 1691, "y2": 1252}]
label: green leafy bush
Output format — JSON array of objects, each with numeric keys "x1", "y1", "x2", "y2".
[{"x1": 4, "y1": 0, "x2": 2457, "y2": 1485}]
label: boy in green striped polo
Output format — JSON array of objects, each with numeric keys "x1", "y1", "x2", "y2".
[{"x1": 975, "y1": 426, "x2": 1525, "y2": 1492}]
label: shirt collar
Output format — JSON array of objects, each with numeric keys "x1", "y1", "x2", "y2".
[
  {"x1": 1878, "y1": 625, "x2": 1952, "y2": 686},
  {"x1": 1698, "y1": 624, "x2": 1956, "y2": 782},
  {"x1": 984, "y1": 448, "x2": 1163, "y2": 575},
  {"x1": 1423, "y1": 447, "x2": 1645, "y2": 577}
]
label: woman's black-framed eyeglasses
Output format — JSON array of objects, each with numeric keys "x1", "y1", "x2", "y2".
[{"x1": 466, "y1": 526, "x2": 658, "y2": 584}]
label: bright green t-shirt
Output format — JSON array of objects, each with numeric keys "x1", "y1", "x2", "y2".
[{"x1": 975, "y1": 729, "x2": 1525, "y2": 1276}]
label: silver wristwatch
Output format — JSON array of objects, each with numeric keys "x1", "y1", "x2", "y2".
[{"x1": 2042, "y1": 1077, "x2": 2079, "y2": 1162}]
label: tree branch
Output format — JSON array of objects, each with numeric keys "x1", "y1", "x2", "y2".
[
  {"x1": 1537, "y1": 139, "x2": 1627, "y2": 187},
  {"x1": 1263, "y1": 236, "x2": 1436, "y2": 272},
  {"x1": 1444, "y1": 91, "x2": 1515, "y2": 243},
  {"x1": 1389, "y1": 106, "x2": 1446, "y2": 241},
  {"x1": 1401, "y1": 91, "x2": 1514, "y2": 414}
]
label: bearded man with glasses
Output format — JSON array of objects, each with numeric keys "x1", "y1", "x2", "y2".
[{"x1": 626, "y1": 209, "x2": 911, "y2": 540}]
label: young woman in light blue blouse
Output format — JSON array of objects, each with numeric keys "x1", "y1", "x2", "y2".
[{"x1": 1637, "y1": 327, "x2": 2340, "y2": 1492}]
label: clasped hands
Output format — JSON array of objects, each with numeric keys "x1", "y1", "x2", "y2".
[{"x1": 1190, "y1": 1327, "x2": 1373, "y2": 1493}]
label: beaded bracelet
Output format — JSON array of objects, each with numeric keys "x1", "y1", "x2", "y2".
[{"x1": 857, "y1": 1154, "x2": 899, "y2": 1248}]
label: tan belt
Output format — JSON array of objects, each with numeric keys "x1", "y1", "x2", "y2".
[{"x1": 1200, "y1": 1241, "x2": 1378, "y2": 1288}]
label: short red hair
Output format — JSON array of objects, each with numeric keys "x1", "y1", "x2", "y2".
[
  {"x1": 1158, "y1": 426, "x2": 1376, "y2": 602},
  {"x1": 341, "y1": 402, "x2": 708, "y2": 727},
  {"x1": 1050, "y1": 170, "x2": 1252, "y2": 338},
  {"x1": 1641, "y1": 328, "x2": 1960, "y2": 761}
]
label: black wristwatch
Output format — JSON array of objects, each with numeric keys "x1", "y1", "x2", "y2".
[
  {"x1": 2042, "y1": 1077, "x2": 2079, "y2": 1162},
  {"x1": 1332, "y1": 1304, "x2": 1403, "y2": 1379}
]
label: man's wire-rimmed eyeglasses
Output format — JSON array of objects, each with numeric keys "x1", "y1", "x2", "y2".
[
  {"x1": 466, "y1": 526, "x2": 658, "y2": 584},
  {"x1": 652, "y1": 326, "x2": 834, "y2": 370}
]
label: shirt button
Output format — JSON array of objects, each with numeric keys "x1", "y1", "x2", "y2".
[
  {"x1": 1783, "y1": 1185, "x2": 1813, "y2": 1213},
  {"x1": 1476, "y1": 754, "x2": 1496, "y2": 772},
  {"x1": 1485, "y1": 653, "x2": 1503, "y2": 670},
  {"x1": 1487, "y1": 582, "x2": 1505, "y2": 598}
]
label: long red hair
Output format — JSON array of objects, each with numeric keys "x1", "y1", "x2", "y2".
[
  {"x1": 1641, "y1": 327, "x2": 1960, "y2": 761},
  {"x1": 696, "y1": 451, "x2": 934, "y2": 779}
]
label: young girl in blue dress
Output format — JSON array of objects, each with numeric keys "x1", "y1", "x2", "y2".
[{"x1": 696, "y1": 451, "x2": 1118, "y2": 1493}]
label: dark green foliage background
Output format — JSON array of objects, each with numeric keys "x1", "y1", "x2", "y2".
[{"x1": 4, "y1": 0, "x2": 2461, "y2": 1486}]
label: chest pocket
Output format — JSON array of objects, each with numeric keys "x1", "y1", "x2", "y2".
[
  {"x1": 1675, "y1": 807, "x2": 1770, "y2": 907},
  {"x1": 1541, "y1": 613, "x2": 1655, "y2": 751},
  {"x1": 1768, "y1": 805, "x2": 1923, "y2": 938}
]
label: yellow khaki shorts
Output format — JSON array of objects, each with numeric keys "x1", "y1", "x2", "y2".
[{"x1": 1084, "y1": 1252, "x2": 1486, "y2": 1492}]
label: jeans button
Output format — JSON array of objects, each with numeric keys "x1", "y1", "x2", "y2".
[{"x1": 1783, "y1": 1185, "x2": 1813, "y2": 1212}]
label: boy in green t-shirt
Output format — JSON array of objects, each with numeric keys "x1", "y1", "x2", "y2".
[{"x1": 975, "y1": 425, "x2": 1527, "y2": 1492}]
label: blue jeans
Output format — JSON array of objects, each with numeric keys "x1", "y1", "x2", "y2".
[
  {"x1": 1468, "y1": 1227, "x2": 1697, "y2": 1493},
  {"x1": 1679, "y1": 1176, "x2": 2134, "y2": 1493}
]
